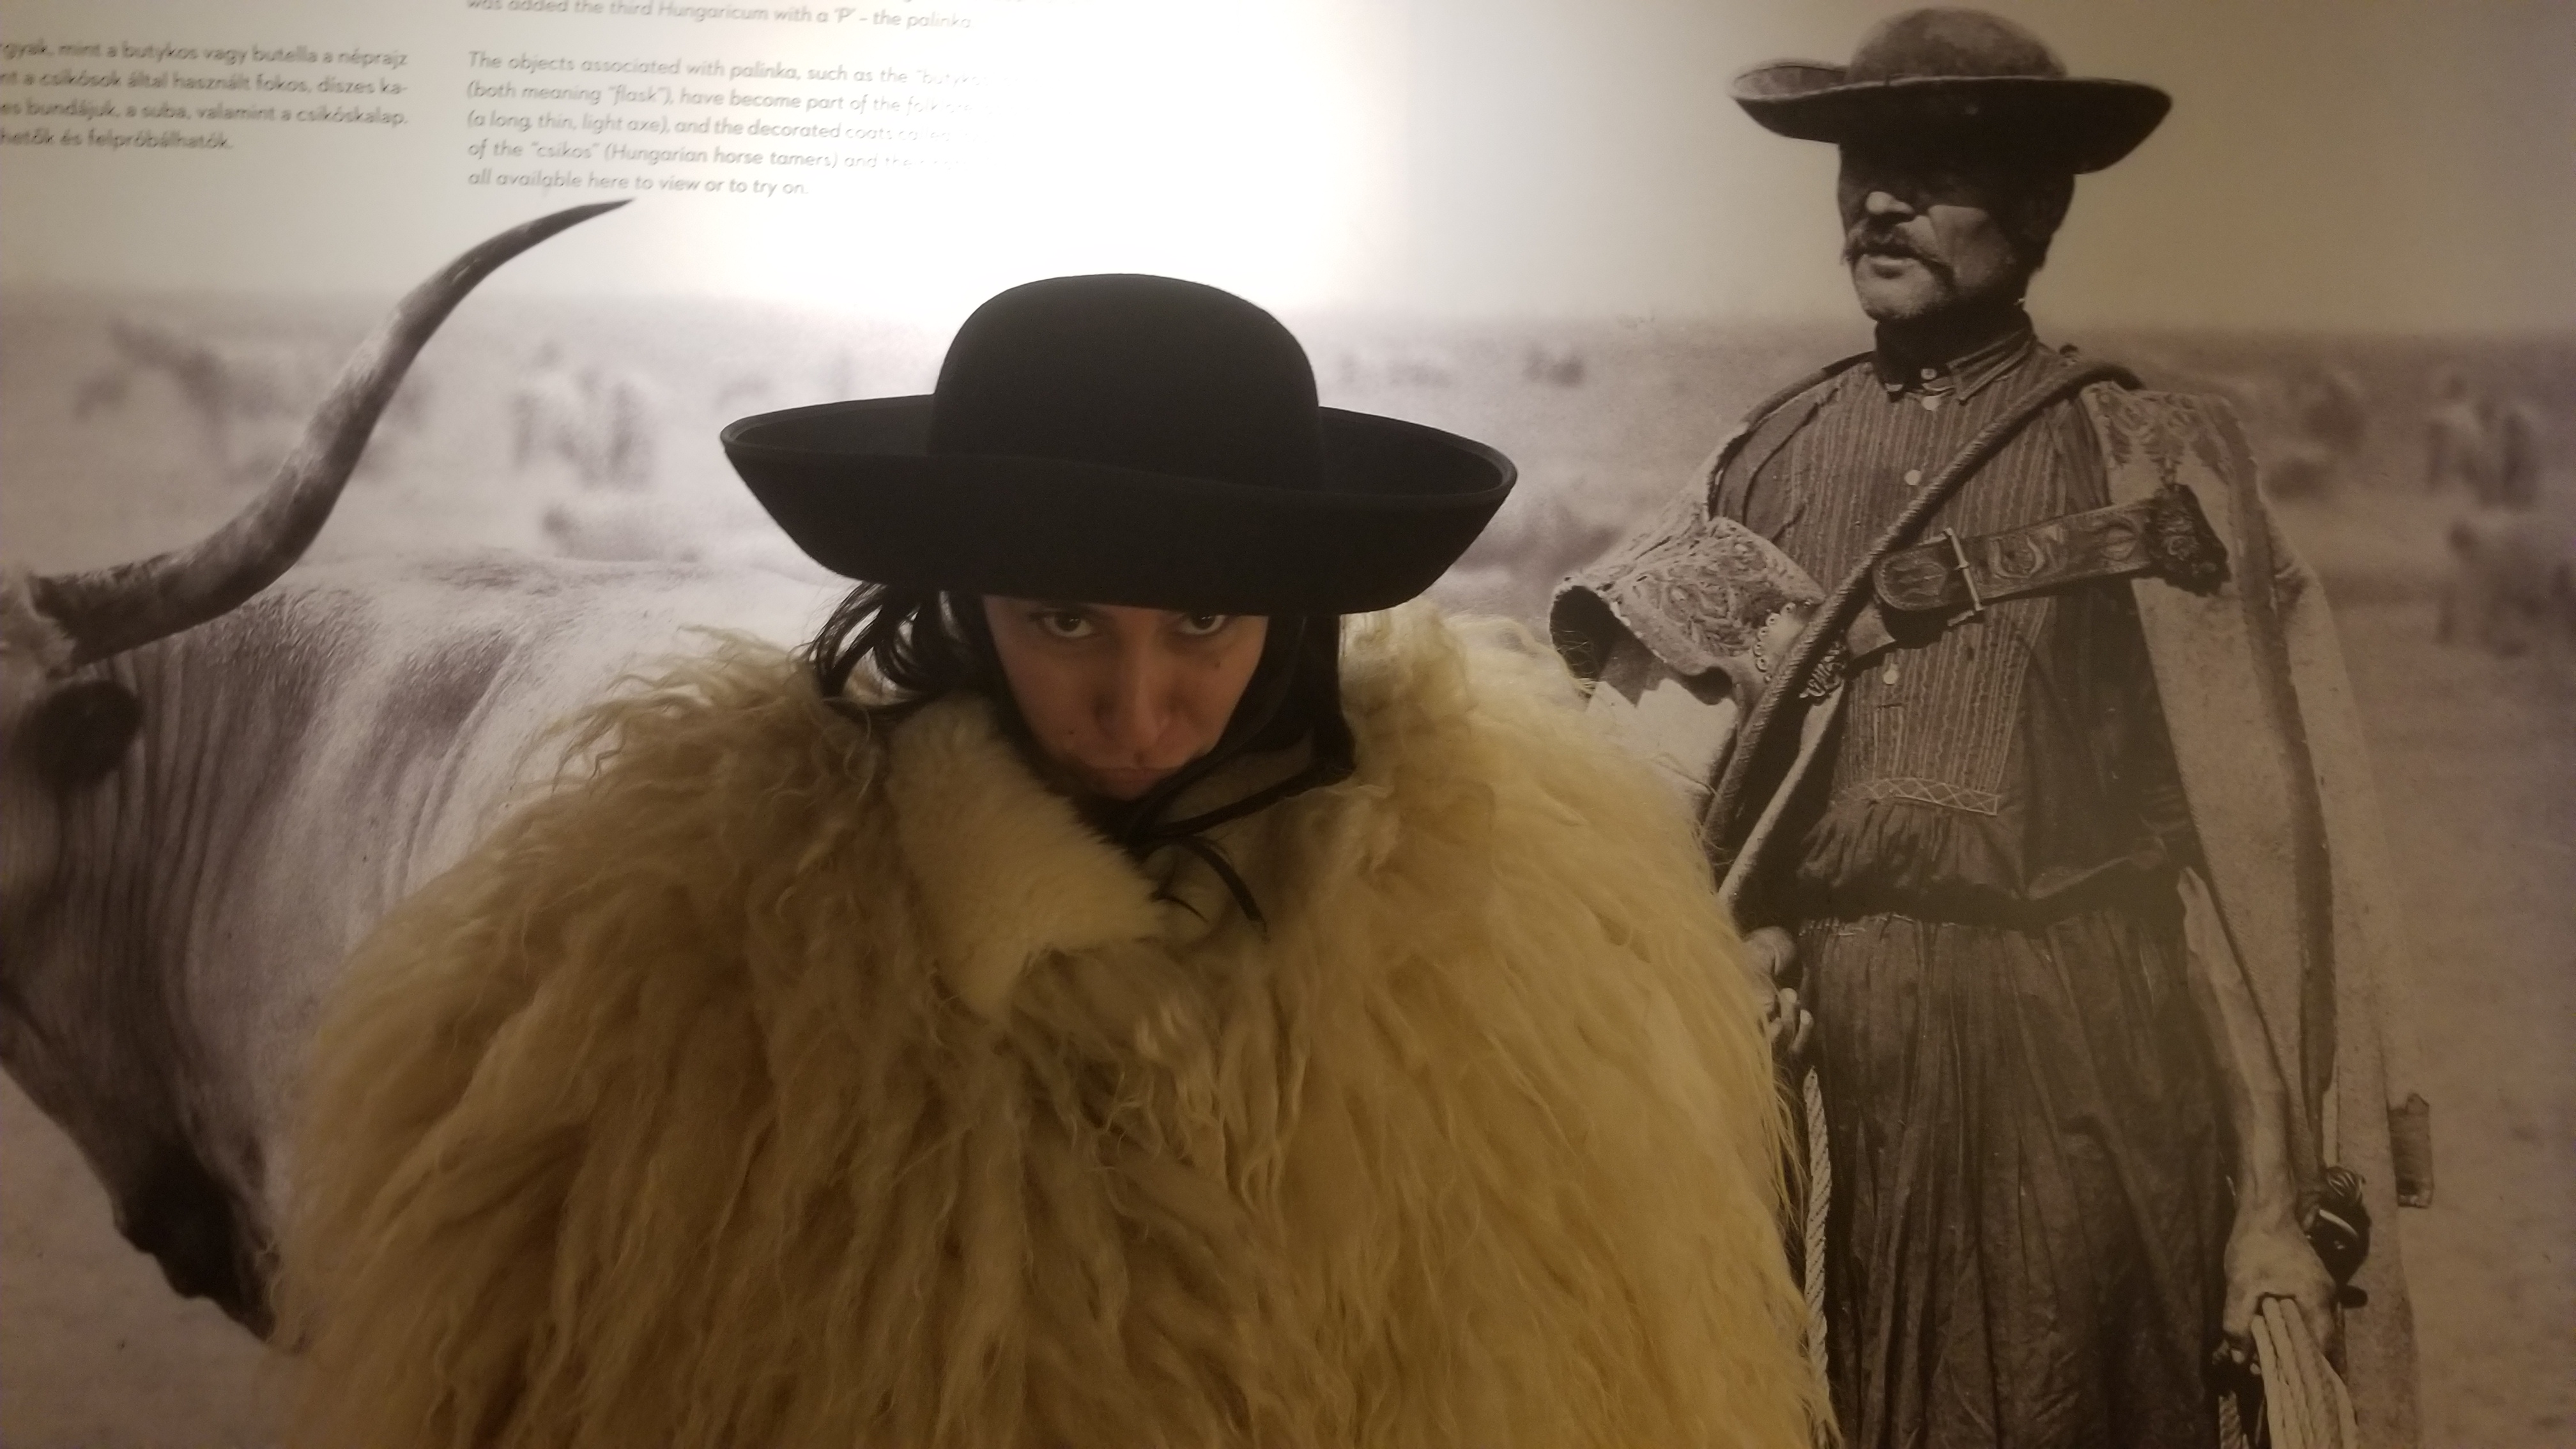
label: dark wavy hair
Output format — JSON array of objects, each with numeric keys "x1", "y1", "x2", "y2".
[
  {"x1": 802, "y1": 582, "x2": 1353, "y2": 924},
  {"x1": 806, "y1": 583, "x2": 993, "y2": 724}
]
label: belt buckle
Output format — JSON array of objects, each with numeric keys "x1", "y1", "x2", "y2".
[{"x1": 1941, "y1": 528, "x2": 1986, "y2": 617}]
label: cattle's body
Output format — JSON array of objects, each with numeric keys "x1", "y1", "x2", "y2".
[
  {"x1": 2426, "y1": 392, "x2": 2545, "y2": 509},
  {"x1": 0, "y1": 203, "x2": 871, "y2": 1333},
  {"x1": 11, "y1": 550, "x2": 834, "y2": 1325},
  {"x1": 2441, "y1": 503, "x2": 2576, "y2": 654}
]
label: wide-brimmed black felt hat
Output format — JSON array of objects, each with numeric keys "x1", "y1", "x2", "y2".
[
  {"x1": 1732, "y1": 8, "x2": 2168, "y2": 173},
  {"x1": 721, "y1": 274, "x2": 1515, "y2": 617}
]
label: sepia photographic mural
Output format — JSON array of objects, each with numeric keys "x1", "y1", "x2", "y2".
[{"x1": 1, "y1": 0, "x2": 2568, "y2": 1444}]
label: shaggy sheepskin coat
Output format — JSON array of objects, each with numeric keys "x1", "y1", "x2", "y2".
[{"x1": 282, "y1": 608, "x2": 1822, "y2": 1449}]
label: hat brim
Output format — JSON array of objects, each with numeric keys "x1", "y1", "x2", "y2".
[
  {"x1": 1732, "y1": 65, "x2": 2169, "y2": 172},
  {"x1": 722, "y1": 398, "x2": 1517, "y2": 616}
]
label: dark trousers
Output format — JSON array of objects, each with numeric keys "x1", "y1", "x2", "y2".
[{"x1": 1804, "y1": 901, "x2": 2230, "y2": 1449}]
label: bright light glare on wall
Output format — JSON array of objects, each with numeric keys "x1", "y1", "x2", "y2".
[{"x1": 693, "y1": 0, "x2": 1391, "y2": 320}]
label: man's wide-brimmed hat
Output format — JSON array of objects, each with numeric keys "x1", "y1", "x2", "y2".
[
  {"x1": 722, "y1": 274, "x2": 1515, "y2": 617},
  {"x1": 1731, "y1": 8, "x2": 2168, "y2": 173}
]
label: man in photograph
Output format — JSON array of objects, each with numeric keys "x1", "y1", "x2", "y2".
[{"x1": 1554, "y1": 9, "x2": 2430, "y2": 1447}]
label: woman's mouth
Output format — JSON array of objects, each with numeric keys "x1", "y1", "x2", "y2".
[{"x1": 1085, "y1": 764, "x2": 1176, "y2": 799}]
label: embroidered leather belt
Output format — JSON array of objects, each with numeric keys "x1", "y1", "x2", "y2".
[{"x1": 1871, "y1": 482, "x2": 2229, "y2": 617}]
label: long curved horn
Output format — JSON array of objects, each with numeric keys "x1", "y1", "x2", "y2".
[{"x1": 32, "y1": 201, "x2": 629, "y2": 666}]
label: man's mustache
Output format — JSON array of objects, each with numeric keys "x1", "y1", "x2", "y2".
[{"x1": 1844, "y1": 229, "x2": 1956, "y2": 282}]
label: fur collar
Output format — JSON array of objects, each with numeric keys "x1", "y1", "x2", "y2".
[{"x1": 884, "y1": 698, "x2": 1163, "y2": 1018}]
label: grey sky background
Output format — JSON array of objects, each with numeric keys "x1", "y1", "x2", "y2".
[{"x1": 1, "y1": 0, "x2": 2568, "y2": 332}]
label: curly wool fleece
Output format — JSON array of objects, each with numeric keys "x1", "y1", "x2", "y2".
[{"x1": 281, "y1": 608, "x2": 1825, "y2": 1448}]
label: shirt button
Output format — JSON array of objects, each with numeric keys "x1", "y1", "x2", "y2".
[
  {"x1": 1920, "y1": 394, "x2": 1942, "y2": 411},
  {"x1": 1918, "y1": 367, "x2": 1938, "y2": 380},
  {"x1": 1903, "y1": 468, "x2": 1924, "y2": 486}
]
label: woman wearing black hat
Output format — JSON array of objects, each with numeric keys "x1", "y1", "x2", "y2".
[{"x1": 280, "y1": 276, "x2": 1822, "y2": 1448}]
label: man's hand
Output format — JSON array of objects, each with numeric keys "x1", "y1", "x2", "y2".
[
  {"x1": 2220, "y1": 1210, "x2": 2342, "y2": 1368},
  {"x1": 2179, "y1": 870, "x2": 2345, "y2": 1371},
  {"x1": 1742, "y1": 927, "x2": 1813, "y2": 1075}
]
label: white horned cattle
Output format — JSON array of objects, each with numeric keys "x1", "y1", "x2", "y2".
[
  {"x1": 2425, "y1": 374, "x2": 2543, "y2": 509},
  {"x1": 510, "y1": 342, "x2": 666, "y2": 492},
  {"x1": 1, "y1": 203, "x2": 835, "y2": 1335},
  {"x1": 2440, "y1": 502, "x2": 2576, "y2": 656}
]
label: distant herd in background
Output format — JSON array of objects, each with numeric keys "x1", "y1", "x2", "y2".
[
  {"x1": 74, "y1": 318, "x2": 436, "y2": 483},
  {"x1": 2418, "y1": 370, "x2": 2570, "y2": 655},
  {"x1": 62, "y1": 293, "x2": 2576, "y2": 655}
]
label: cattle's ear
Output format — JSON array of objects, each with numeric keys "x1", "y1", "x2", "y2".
[{"x1": 27, "y1": 679, "x2": 143, "y2": 788}]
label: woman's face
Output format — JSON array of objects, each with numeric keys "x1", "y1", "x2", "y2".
[{"x1": 981, "y1": 599, "x2": 1269, "y2": 801}]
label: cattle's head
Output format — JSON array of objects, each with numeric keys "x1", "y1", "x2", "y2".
[
  {"x1": 3, "y1": 565, "x2": 282, "y2": 1328},
  {"x1": 0, "y1": 201, "x2": 626, "y2": 1335},
  {"x1": 0, "y1": 574, "x2": 121, "y2": 788},
  {"x1": 0, "y1": 574, "x2": 121, "y2": 980},
  {"x1": 2, "y1": 575, "x2": 281, "y2": 1330}
]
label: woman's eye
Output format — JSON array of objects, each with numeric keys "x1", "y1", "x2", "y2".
[
  {"x1": 1174, "y1": 613, "x2": 1231, "y2": 638},
  {"x1": 1034, "y1": 610, "x2": 1094, "y2": 640}
]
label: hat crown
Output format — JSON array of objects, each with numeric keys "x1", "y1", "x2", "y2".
[
  {"x1": 1846, "y1": 8, "x2": 2065, "y2": 83},
  {"x1": 928, "y1": 273, "x2": 1324, "y2": 494}
]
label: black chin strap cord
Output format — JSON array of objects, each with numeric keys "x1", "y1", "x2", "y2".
[{"x1": 1103, "y1": 615, "x2": 1354, "y2": 933}]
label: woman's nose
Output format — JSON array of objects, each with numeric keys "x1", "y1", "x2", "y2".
[{"x1": 1100, "y1": 649, "x2": 1177, "y2": 755}]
